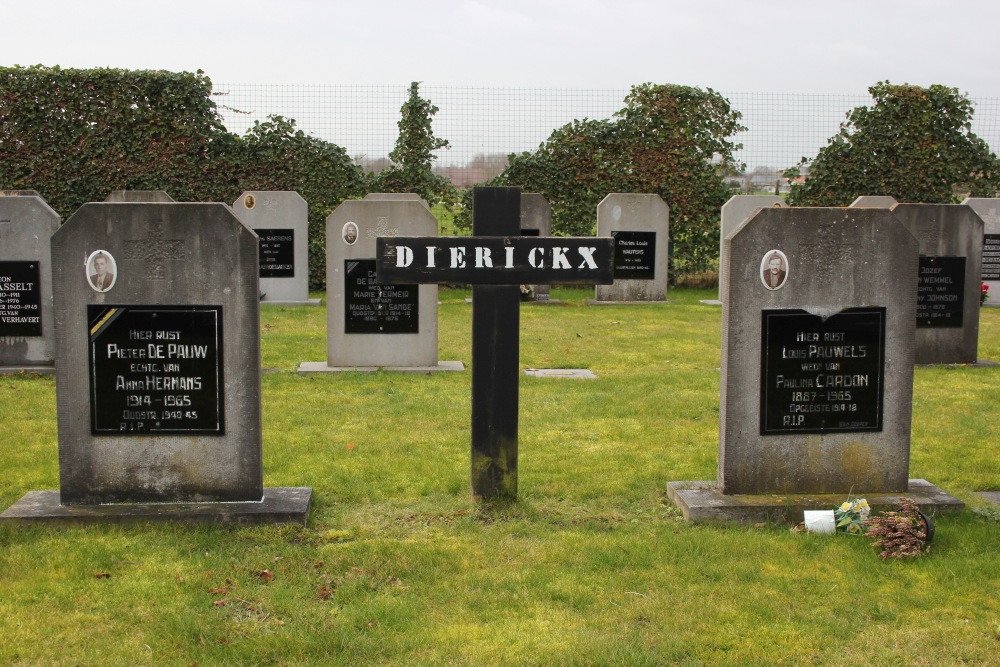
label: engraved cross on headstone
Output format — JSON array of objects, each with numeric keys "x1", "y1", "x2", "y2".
[{"x1": 124, "y1": 220, "x2": 186, "y2": 280}]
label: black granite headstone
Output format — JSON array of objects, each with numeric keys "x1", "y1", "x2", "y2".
[
  {"x1": 612, "y1": 231, "x2": 656, "y2": 280},
  {"x1": 257, "y1": 228, "x2": 295, "y2": 278},
  {"x1": 0, "y1": 261, "x2": 42, "y2": 336},
  {"x1": 917, "y1": 256, "x2": 965, "y2": 328},
  {"x1": 344, "y1": 260, "x2": 418, "y2": 334}
]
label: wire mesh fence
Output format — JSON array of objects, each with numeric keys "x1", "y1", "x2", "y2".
[{"x1": 212, "y1": 83, "x2": 1000, "y2": 188}]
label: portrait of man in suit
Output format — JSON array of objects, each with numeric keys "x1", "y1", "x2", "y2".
[
  {"x1": 87, "y1": 250, "x2": 117, "y2": 292},
  {"x1": 760, "y1": 250, "x2": 788, "y2": 290}
]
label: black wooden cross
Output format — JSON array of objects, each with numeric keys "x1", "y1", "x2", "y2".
[{"x1": 377, "y1": 187, "x2": 614, "y2": 499}]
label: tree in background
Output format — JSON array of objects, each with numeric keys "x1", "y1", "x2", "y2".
[
  {"x1": 371, "y1": 82, "x2": 457, "y2": 208},
  {"x1": 457, "y1": 83, "x2": 745, "y2": 275},
  {"x1": 785, "y1": 82, "x2": 1000, "y2": 205},
  {"x1": 0, "y1": 66, "x2": 366, "y2": 289}
]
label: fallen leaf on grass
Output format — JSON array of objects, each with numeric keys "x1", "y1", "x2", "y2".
[
  {"x1": 317, "y1": 584, "x2": 335, "y2": 600},
  {"x1": 345, "y1": 443, "x2": 356, "y2": 451},
  {"x1": 257, "y1": 570, "x2": 275, "y2": 583},
  {"x1": 94, "y1": 572, "x2": 111, "y2": 579},
  {"x1": 208, "y1": 587, "x2": 229, "y2": 595},
  {"x1": 213, "y1": 599, "x2": 228, "y2": 608}
]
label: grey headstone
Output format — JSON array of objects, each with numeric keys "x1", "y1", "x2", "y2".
[
  {"x1": 850, "y1": 196, "x2": 899, "y2": 208},
  {"x1": 0, "y1": 195, "x2": 60, "y2": 369},
  {"x1": 51, "y1": 203, "x2": 263, "y2": 504},
  {"x1": 961, "y1": 197, "x2": 1000, "y2": 307},
  {"x1": 0, "y1": 190, "x2": 43, "y2": 198},
  {"x1": 891, "y1": 204, "x2": 983, "y2": 364},
  {"x1": 363, "y1": 192, "x2": 430, "y2": 209},
  {"x1": 104, "y1": 190, "x2": 175, "y2": 203},
  {"x1": 594, "y1": 194, "x2": 669, "y2": 302},
  {"x1": 230, "y1": 191, "x2": 315, "y2": 305},
  {"x1": 719, "y1": 196, "x2": 787, "y2": 301},
  {"x1": 720, "y1": 207, "x2": 917, "y2": 495},
  {"x1": 313, "y1": 199, "x2": 442, "y2": 369},
  {"x1": 521, "y1": 193, "x2": 553, "y2": 301}
]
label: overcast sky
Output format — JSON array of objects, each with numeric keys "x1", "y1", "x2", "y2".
[{"x1": 4, "y1": 0, "x2": 999, "y2": 96}]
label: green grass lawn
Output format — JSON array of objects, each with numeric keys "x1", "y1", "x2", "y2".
[{"x1": 1, "y1": 289, "x2": 999, "y2": 666}]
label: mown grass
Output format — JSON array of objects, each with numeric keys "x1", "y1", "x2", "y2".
[{"x1": 1, "y1": 289, "x2": 999, "y2": 666}]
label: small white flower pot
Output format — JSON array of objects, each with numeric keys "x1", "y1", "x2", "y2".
[{"x1": 803, "y1": 509, "x2": 837, "y2": 534}]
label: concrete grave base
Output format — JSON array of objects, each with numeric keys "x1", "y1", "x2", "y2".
[
  {"x1": 297, "y1": 360, "x2": 464, "y2": 374},
  {"x1": 0, "y1": 365, "x2": 55, "y2": 376},
  {"x1": 667, "y1": 479, "x2": 964, "y2": 524},
  {"x1": 262, "y1": 298, "x2": 322, "y2": 307},
  {"x1": 976, "y1": 491, "x2": 1000, "y2": 506},
  {"x1": 524, "y1": 368, "x2": 597, "y2": 379},
  {"x1": 0, "y1": 487, "x2": 312, "y2": 526}
]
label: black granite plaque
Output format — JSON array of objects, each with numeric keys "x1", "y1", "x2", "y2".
[
  {"x1": 760, "y1": 308, "x2": 886, "y2": 435},
  {"x1": 982, "y1": 234, "x2": 1000, "y2": 281},
  {"x1": 0, "y1": 261, "x2": 42, "y2": 336},
  {"x1": 917, "y1": 256, "x2": 965, "y2": 328},
  {"x1": 345, "y1": 259, "x2": 418, "y2": 334},
  {"x1": 612, "y1": 231, "x2": 656, "y2": 279},
  {"x1": 520, "y1": 228, "x2": 540, "y2": 237},
  {"x1": 88, "y1": 305, "x2": 224, "y2": 434},
  {"x1": 257, "y1": 228, "x2": 294, "y2": 278}
]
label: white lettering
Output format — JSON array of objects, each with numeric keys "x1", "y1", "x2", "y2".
[
  {"x1": 395, "y1": 246, "x2": 413, "y2": 268},
  {"x1": 475, "y1": 247, "x2": 493, "y2": 268}
]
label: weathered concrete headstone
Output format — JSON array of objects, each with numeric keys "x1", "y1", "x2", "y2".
[
  {"x1": 376, "y1": 187, "x2": 614, "y2": 498},
  {"x1": 850, "y1": 196, "x2": 898, "y2": 208},
  {"x1": 961, "y1": 197, "x2": 1000, "y2": 308},
  {"x1": 363, "y1": 192, "x2": 430, "y2": 209},
  {"x1": 891, "y1": 204, "x2": 983, "y2": 364},
  {"x1": 0, "y1": 195, "x2": 60, "y2": 372},
  {"x1": 104, "y1": 190, "x2": 175, "y2": 202},
  {"x1": 1, "y1": 203, "x2": 311, "y2": 524},
  {"x1": 230, "y1": 191, "x2": 318, "y2": 305},
  {"x1": 299, "y1": 199, "x2": 460, "y2": 372},
  {"x1": 668, "y1": 207, "x2": 963, "y2": 522},
  {"x1": 521, "y1": 193, "x2": 553, "y2": 302},
  {"x1": 594, "y1": 194, "x2": 669, "y2": 302},
  {"x1": 714, "y1": 195, "x2": 787, "y2": 303}
]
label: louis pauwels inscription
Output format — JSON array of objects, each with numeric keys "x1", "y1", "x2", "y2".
[
  {"x1": 917, "y1": 256, "x2": 965, "y2": 328},
  {"x1": 760, "y1": 308, "x2": 886, "y2": 434},
  {"x1": 88, "y1": 305, "x2": 224, "y2": 434},
  {"x1": 0, "y1": 261, "x2": 41, "y2": 336}
]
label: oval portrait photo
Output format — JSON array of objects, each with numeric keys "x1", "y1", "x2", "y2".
[
  {"x1": 343, "y1": 221, "x2": 359, "y2": 246},
  {"x1": 86, "y1": 249, "x2": 118, "y2": 293},
  {"x1": 759, "y1": 249, "x2": 788, "y2": 291}
]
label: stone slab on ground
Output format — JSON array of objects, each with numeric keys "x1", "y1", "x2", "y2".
[
  {"x1": 667, "y1": 479, "x2": 964, "y2": 524},
  {"x1": 698, "y1": 299, "x2": 722, "y2": 306},
  {"x1": 0, "y1": 487, "x2": 312, "y2": 526},
  {"x1": 586, "y1": 300, "x2": 671, "y2": 306},
  {"x1": 523, "y1": 368, "x2": 597, "y2": 379},
  {"x1": 0, "y1": 366, "x2": 56, "y2": 376},
  {"x1": 975, "y1": 491, "x2": 1000, "y2": 506},
  {"x1": 298, "y1": 361, "x2": 464, "y2": 374}
]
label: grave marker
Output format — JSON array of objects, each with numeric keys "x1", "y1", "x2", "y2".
[
  {"x1": 849, "y1": 195, "x2": 899, "y2": 208},
  {"x1": 668, "y1": 207, "x2": 963, "y2": 521},
  {"x1": 520, "y1": 193, "x2": 553, "y2": 302},
  {"x1": 714, "y1": 195, "x2": 786, "y2": 303},
  {"x1": 104, "y1": 190, "x2": 175, "y2": 202},
  {"x1": 594, "y1": 193, "x2": 669, "y2": 302},
  {"x1": 1, "y1": 203, "x2": 311, "y2": 524},
  {"x1": 891, "y1": 204, "x2": 983, "y2": 364},
  {"x1": 231, "y1": 191, "x2": 318, "y2": 305},
  {"x1": 376, "y1": 187, "x2": 614, "y2": 498},
  {"x1": 961, "y1": 197, "x2": 1000, "y2": 307},
  {"x1": 0, "y1": 194, "x2": 60, "y2": 372},
  {"x1": 299, "y1": 198, "x2": 459, "y2": 372}
]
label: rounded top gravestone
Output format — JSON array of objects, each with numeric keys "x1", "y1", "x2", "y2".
[{"x1": 595, "y1": 193, "x2": 669, "y2": 302}]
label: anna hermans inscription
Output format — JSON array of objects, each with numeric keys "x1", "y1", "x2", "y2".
[
  {"x1": 0, "y1": 261, "x2": 41, "y2": 336},
  {"x1": 760, "y1": 308, "x2": 886, "y2": 434},
  {"x1": 88, "y1": 305, "x2": 224, "y2": 434}
]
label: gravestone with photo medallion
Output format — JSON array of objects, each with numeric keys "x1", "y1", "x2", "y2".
[
  {"x1": 891, "y1": 203, "x2": 983, "y2": 364},
  {"x1": 593, "y1": 193, "x2": 669, "y2": 303},
  {"x1": 298, "y1": 198, "x2": 461, "y2": 372},
  {"x1": 668, "y1": 206, "x2": 963, "y2": 523},
  {"x1": 0, "y1": 202, "x2": 311, "y2": 525},
  {"x1": 0, "y1": 194, "x2": 60, "y2": 373},
  {"x1": 230, "y1": 191, "x2": 318, "y2": 305},
  {"x1": 961, "y1": 197, "x2": 1000, "y2": 308}
]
